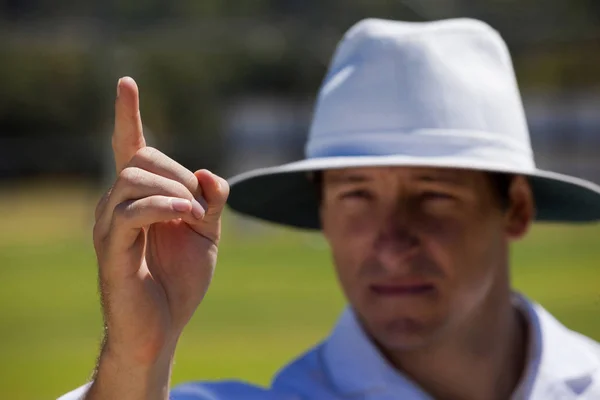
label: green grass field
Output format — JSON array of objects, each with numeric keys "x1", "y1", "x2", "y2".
[{"x1": 0, "y1": 182, "x2": 599, "y2": 399}]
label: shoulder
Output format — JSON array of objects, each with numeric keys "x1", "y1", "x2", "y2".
[
  {"x1": 535, "y1": 301, "x2": 600, "y2": 358},
  {"x1": 57, "y1": 345, "x2": 331, "y2": 400},
  {"x1": 561, "y1": 330, "x2": 600, "y2": 397},
  {"x1": 532, "y1": 302, "x2": 600, "y2": 398},
  {"x1": 568, "y1": 329, "x2": 600, "y2": 358},
  {"x1": 561, "y1": 329, "x2": 600, "y2": 395},
  {"x1": 169, "y1": 342, "x2": 334, "y2": 400},
  {"x1": 271, "y1": 342, "x2": 338, "y2": 397},
  {"x1": 171, "y1": 380, "x2": 287, "y2": 400},
  {"x1": 169, "y1": 345, "x2": 330, "y2": 400},
  {"x1": 56, "y1": 381, "x2": 286, "y2": 400}
]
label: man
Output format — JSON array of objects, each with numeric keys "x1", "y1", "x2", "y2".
[{"x1": 60, "y1": 18, "x2": 600, "y2": 400}]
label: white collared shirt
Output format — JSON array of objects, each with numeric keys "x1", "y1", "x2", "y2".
[{"x1": 59, "y1": 293, "x2": 600, "y2": 399}]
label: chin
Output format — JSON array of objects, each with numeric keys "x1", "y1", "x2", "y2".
[
  {"x1": 378, "y1": 319, "x2": 442, "y2": 351},
  {"x1": 362, "y1": 310, "x2": 450, "y2": 352}
]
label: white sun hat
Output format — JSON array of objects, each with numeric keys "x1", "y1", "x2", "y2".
[{"x1": 226, "y1": 17, "x2": 600, "y2": 229}]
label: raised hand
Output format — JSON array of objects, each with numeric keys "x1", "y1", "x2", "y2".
[{"x1": 88, "y1": 77, "x2": 229, "y2": 400}]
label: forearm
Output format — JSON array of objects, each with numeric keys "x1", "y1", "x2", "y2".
[{"x1": 84, "y1": 342, "x2": 176, "y2": 400}]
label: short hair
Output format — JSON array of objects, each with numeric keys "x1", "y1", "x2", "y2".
[
  {"x1": 488, "y1": 172, "x2": 513, "y2": 210},
  {"x1": 310, "y1": 170, "x2": 513, "y2": 210}
]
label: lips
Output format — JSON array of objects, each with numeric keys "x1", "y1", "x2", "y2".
[{"x1": 370, "y1": 282, "x2": 435, "y2": 296}]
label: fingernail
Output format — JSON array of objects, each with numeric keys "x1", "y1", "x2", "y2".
[
  {"x1": 171, "y1": 198, "x2": 191, "y2": 212},
  {"x1": 116, "y1": 78, "x2": 122, "y2": 98},
  {"x1": 191, "y1": 199, "x2": 205, "y2": 219}
]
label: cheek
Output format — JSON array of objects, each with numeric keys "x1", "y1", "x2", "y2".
[
  {"x1": 327, "y1": 239, "x2": 369, "y2": 304},
  {"x1": 326, "y1": 227, "x2": 372, "y2": 278},
  {"x1": 419, "y1": 215, "x2": 463, "y2": 247},
  {"x1": 419, "y1": 212, "x2": 497, "y2": 283},
  {"x1": 422, "y1": 212, "x2": 502, "y2": 306},
  {"x1": 322, "y1": 209, "x2": 378, "y2": 288},
  {"x1": 418, "y1": 214, "x2": 467, "y2": 272}
]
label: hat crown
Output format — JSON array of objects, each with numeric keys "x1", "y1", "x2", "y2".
[
  {"x1": 227, "y1": 18, "x2": 600, "y2": 228},
  {"x1": 306, "y1": 18, "x2": 534, "y2": 169}
]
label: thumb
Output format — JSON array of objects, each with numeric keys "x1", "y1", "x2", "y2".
[
  {"x1": 192, "y1": 170, "x2": 230, "y2": 243},
  {"x1": 112, "y1": 77, "x2": 146, "y2": 173}
]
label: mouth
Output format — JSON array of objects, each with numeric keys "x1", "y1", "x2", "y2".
[{"x1": 370, "y1": 281, "x2": 436, "y2": 296}]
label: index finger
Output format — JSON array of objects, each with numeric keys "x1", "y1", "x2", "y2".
[{"x1": 112, "y1": 77, "x2": 146, "y2": 173}]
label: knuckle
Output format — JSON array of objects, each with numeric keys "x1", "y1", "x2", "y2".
[
  {"x1": 92, "y1": 222, "x2": 103, "y2": 245},
  {"x1": 127, "y1": 146, "x2": 157, "y2": 169},
  {"x1": 118, "y1": 167, "x2": 144, "y2": 186},
  {"x1": 92, "y1": 223, "x2": 107, "y2": 254},
  {"x1": 168, "y1": 179, "x2": 192, "y2": 199},
  {"x1": 94, "y1": 187, "x2": 112, "y2": 221},
  {"x1": 92, "y1": 220, "x2": 104, "y2": 240},
  {"x1": 136, "y1": 146, "x2": 160, "y2": 162},
  {"x1": 184, "y1": 173, "x2": 199, "y2": 193}
]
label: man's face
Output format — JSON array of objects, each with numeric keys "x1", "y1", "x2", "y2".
[{"x1": 320, "y1": 167, "x2": 532, "y2": 351}]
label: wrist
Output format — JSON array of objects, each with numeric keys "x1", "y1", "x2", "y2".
[
  {"x1": 87, "y1": 339, "x2": 177, "y2": 400},
  {"x1": 102, "y1": 333, "x2": 179, "y2": 368}
]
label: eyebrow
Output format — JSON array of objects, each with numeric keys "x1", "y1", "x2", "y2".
[
  {"x1": 415, "y1": 173, "x2": 463, "y2": 184},
  {"x1": 324, "y1": 170, "x2": 466, "y2": 186},
  {"x1": 325, "y1": 174, "x2": 373, "y2": 185}
]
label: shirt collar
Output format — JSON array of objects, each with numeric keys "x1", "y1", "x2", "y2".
[
  {"x1": 517, "y1": 293, "x2": 599, "y2": 398},
  {"x1": 323, "y1": 293, "x2": 599, "y2": 398}
]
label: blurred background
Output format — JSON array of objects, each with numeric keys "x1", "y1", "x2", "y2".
[{"x1": 0, "y1": 0, "x2": 599, "y2": 398}]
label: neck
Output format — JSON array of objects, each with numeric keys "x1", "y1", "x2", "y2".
[{"x1": 383, "y1": 287, "x2": 528, "y2": 400}]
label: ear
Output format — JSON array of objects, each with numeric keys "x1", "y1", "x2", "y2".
[{"x1": 505, "y1": 176, "x2": 535, "y2": 240}]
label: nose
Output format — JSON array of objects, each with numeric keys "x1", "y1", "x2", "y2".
[{"x1": 373, "y1": 218, "x2": 420, "y2": 268}]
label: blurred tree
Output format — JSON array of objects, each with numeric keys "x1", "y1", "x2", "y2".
[{"x1": 0, "y1": 0, "x2": 598, "y2": 179}]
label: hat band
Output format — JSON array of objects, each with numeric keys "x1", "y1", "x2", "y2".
[{"x1": 305, "y1": 129, "x2": 535, "y2": 170}]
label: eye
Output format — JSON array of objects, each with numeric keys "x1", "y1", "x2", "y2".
[
  {"x1": 340, "y1": 189, "x2": 374, "y2": 201},
  {"x1": 421, "y1": 191, "x2": 454, "y2": 201}
]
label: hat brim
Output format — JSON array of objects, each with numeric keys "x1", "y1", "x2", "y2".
[{"x1": 226, "y1": 155, "x2": 600, "y2": 229}]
